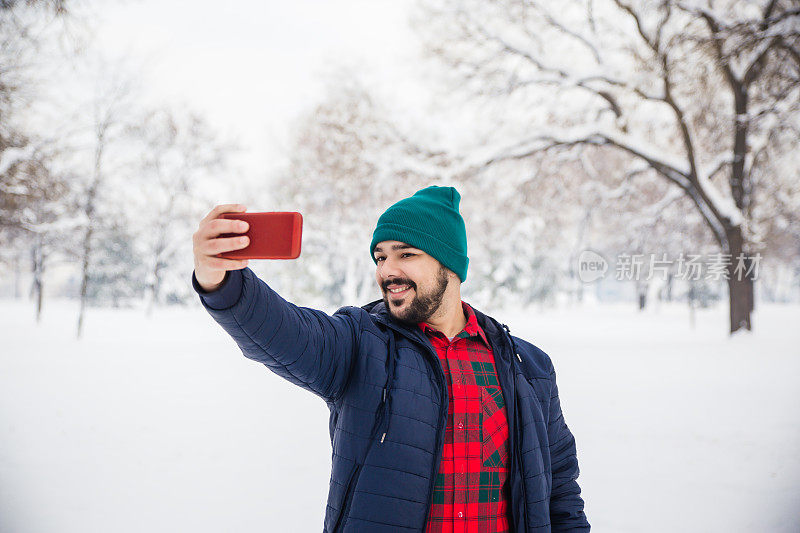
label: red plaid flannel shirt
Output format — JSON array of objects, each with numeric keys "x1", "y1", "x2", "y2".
[{"x1": 419, "y1": 301, "x2": 511, "y2": 533}]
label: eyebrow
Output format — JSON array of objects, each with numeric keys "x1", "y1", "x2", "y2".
[{"x1": 373, "y1": 244, "x2": 417, "y2": 255}]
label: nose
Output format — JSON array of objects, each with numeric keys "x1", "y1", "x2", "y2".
[{"x1": 378, "y1": 256, "x2": 404, "y2": 283}]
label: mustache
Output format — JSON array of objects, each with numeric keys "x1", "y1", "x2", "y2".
[{"x1": 383, "y1": 280, "x2": 415, "y2": 291}]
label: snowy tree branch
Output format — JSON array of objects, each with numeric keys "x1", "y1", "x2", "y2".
[{"x1": 464, "y1": 124, "x2": 738, "y2": 246}]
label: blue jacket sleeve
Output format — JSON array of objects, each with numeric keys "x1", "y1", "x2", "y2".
[
  {"x1": 547, "y1": 358, "x2": 590, "y2": 531},
  {"x1": 191, "y1": 267, "x2": 360, "y2": 403}
]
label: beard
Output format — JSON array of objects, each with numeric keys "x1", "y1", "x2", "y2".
[{"x1": 383, "y1": 264, "x2": 450, "y2": 326}]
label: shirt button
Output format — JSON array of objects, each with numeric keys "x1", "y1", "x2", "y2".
[
  {"x1": 458, "y1": 512, "x2": 463, "y2": 518},
  {"x1": 457, "y1": 422, "x2": 464, "y2": 429}
]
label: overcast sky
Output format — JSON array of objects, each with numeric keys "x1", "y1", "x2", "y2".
[{"x1": 87, "y1": 0, "x2": 432, "y2": 178}]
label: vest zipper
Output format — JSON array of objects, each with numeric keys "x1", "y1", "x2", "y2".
[
  {"x1": 502, "y1": 323, "x2": 529, "y2": 533},
  {"x1": 513, "y1": 380, "x2": 529, "y2": 532}
]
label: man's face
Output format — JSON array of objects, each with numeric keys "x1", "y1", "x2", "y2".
[{"x1": 373, "y1": 240, "x2": 450, "y2": 326}]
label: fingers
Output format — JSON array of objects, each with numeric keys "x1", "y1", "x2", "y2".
[
  {"x1": 200, "y1": 203, "x2": 247, "y2": 226},
  {"x1": 193, "y1": 233, "x2": 250, "y2": 281},
  {"x1": 198, "y1": 217, "x2": 250, "y2": 240},
  {"x1": 201, "y1": 235, "x2": 250, "y2": 256},
  {"x1": 193, "y1": 204, "x2": 252, "y2": 277}
]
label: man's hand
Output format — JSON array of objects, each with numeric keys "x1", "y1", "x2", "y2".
[{"x1": 193, "y1": 204, "x2": 251, "y2": 292}]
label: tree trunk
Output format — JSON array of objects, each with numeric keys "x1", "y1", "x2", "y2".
[
  {"x1": 636, "y1": 279, "x2": 647, "y2": 310},
  {"x1": 726, "y1": 226, "x2": 754, "y2": 333},
  {"x1": 146, "y1": 208, "x2": 172, "y2": 316},
  {"x1": 31, "y1": 233, "x2": 45, "y2": 323},
  {"x1": 77, "y1": 219, "x2": 95, "y2": 339},
  {"x1": 77, "y1": 130, "x2": 105, "y2": 339},
  {"x1": 145, "y1": 260, "x2": 163, "y2": 317},
  {"x1": 664, "y1": 272, "x2": 673, "y2": 302},
  {"x1": 14, "y1": 252, "x2": 21, "y2": 298}
]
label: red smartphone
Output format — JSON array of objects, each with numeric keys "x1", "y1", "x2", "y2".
[{"x1": 216, "y1": 212, "x2": 303, "y2": 260}]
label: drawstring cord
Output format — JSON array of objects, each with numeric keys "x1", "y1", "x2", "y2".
[
  {"x1": 375, "y1": 329, "x2": 398, "y2": 444},
  {"x1": 501, "y1": 323, "x2": 522, "y2": 362}
]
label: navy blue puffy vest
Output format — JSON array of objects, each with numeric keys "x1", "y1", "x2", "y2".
[{"x1": 192, "y1": 267, "x2": 590, "y2": 532}]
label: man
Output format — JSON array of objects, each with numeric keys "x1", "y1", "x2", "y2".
[{"x1": 191, "y1": 185, "x2": 590, "y2": 532}]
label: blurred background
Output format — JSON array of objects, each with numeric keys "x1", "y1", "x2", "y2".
[{"x1": 1, "y1": 1, "x2": 798, "y2": 532}]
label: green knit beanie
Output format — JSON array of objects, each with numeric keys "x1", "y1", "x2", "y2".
[{"x1": 370, "y1": 185, "x2": 469, "y2": 282}]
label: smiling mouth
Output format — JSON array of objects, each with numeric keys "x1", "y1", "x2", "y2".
[{"x1": 387, "y1": 285, "x2": 412, "y2": 297}]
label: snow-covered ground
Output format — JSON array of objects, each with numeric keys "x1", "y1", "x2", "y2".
[{"x1": 1, "y1": 296, "x2": 798, "y2": 532}]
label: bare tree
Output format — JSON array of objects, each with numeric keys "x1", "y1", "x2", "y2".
[
  {"x1": 23, "y1": 160, "x2": 67, "y2": 321},
  {"x1": 0, "y1": 0, "x2": 81, "y2": 318},
  {"x1": 72, "y1": 62, "x2": 135, "y2": 338},
  {"x1": 0, "y1": 0, "x2": 68, "y2": 234},
  {"x1": 415, "y1": 0, "x2": 800, "y2": 333},
  {"x1": 126, "y1": 106, "x2": 233, "y2": 315}
]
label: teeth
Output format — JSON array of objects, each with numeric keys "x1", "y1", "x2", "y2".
[{"x1": 389, "y1": 285, "x2": 410, "y2": 293}]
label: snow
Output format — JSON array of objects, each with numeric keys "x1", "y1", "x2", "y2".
[
  {"x1": 1, "y1": 297, "x2": 798, "y2": 532},
  {"x1": 0, "y1": 145, "x2": 35, "y2": 177}
]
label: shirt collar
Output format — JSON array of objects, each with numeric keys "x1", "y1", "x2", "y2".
[{"x1": 418, "y1": 300, "x2": 491, "y2": 349}]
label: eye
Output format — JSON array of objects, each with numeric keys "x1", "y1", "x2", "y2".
[{"x1": 376, "y1": 253, "x2": 415, "y2": 262}]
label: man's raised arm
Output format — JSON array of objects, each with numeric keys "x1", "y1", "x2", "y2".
[{"x1": 191, "y1": 204, "x2": 359, "y2": 403}]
